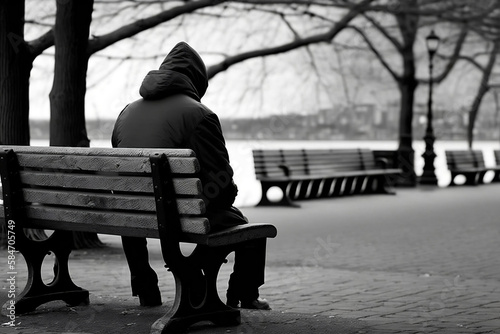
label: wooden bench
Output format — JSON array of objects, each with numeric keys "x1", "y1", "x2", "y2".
[
  {"x1": 445, "y1": 150, "x2": 493, "y2": 186},
  {"x1": 0, "y1": 146, "x2": 277, "y2": 333},
  {"x1": 252, "y1": 148, "x2": 402, "y2": 206}
]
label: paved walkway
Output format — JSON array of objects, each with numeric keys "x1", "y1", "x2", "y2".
[{"x1": 1, "y1": 184, "x2": 500, "y2": 333}]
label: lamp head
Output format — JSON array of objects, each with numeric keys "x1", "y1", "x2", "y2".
[{"x1": 426, "y1": 30, "x2": 440, "y2": 55}]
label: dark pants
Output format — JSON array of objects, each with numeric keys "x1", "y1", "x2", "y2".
[
  {"x1": 121, "y1": 206, "x2": 266, "y2": 302},
  {"x1": 226, "y1": 238, "x2": 266, "y2": 302},
  {"x1": 121, "y1": 236, "x2": 159, "y2": 297}
]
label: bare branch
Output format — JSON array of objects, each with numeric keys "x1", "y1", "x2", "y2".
[
  {"x1": 88, "y1": 0, "x2": 228, "y2": 55},
  {"x1": 24, "y1": 20, "x2": 53, "y2": 28},
  {"x1": 27, "y1": 28, "x2": 54, "y2": 58},
  {"x1": 446, "y1": 54, "x2": 484, "y2": 72},
  {"x1": 432, "y1": 25, "x2": 469, "y2": 84},
  {"x1": 207, "y1": 0, "x2": 374, "y2": 79},
  {"x1": 362, "y1": 13, "x2": 403, "y2": 52},
  {"x1": 347, "y1": 25, "x2": 400, "y2": 81}
]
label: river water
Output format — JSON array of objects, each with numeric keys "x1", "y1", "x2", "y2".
[{"x1": 30, "y1": 139, "x2": 500, "y2": 207}]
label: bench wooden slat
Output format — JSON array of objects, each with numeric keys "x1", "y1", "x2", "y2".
[
  {"x1": 19, "y1": 171, "x2": 202, "y2": 195},
  {"x1": 445, "y1": 150, "x2": 482, "y2": 169},
  {"x1": 19, "y1": 188, "x2": 205, "y2": 215},
  {"x1": 15, "y1": 154, "x2": 199, "y2": 174},
  {"x1": 14, "y1": 206, "x2": 210, "y2": 236},
  {"x1": 1, "y1": 146, "x2": 196, "y2": 158}
]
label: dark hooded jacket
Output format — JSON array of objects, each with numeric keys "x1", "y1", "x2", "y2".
[{"x1": 112, "y1": 42, "x2": 238, "y2": 213}]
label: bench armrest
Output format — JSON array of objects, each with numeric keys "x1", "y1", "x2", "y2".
[
  {"x1": 375, "y1": 157, "x2": 389, "y2": 169},
  {"x1": 278, "y1": 164, "x2": 291, "y2": 177}
]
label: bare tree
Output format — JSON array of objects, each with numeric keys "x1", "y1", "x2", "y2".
[
  {"x1": 1, "y1": 0, "x2": 374, "y2": 248},
  {"x1": 341, "y1": 0, "x2": 495, "y2": 185},
  {"x1": 466, "y1": 40, "x2": 500, "y2": 147},
  {"x1": 458, "y1": 2, "x2": 500, "y2": 147},
  {"x1": 0, "y1": 0, "x2": 53, "y2": 145}
]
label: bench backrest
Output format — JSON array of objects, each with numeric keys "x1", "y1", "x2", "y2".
[
  {"x1": 252, "y1": 148, "x2": 378, "y2": 178},
  {"x1": 0, "y1": 146, "x2": 209, "y2": 239},
  {"x1": 445, "y1": 150, "x2": 485, "y2": 170}
]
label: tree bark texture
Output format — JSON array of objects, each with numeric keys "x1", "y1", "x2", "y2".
[
  {"x1": 0, "y1": 0, "x2": 32, "y2": 145},
  {"x1": 49, "y1": 0, "x2": 93, "y2": 147}
]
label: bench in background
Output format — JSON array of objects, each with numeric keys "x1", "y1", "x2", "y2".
[
  {"x1": 0, "y1": 146, "x2": 277, "y2": 333},
  {"x1": 252, "y1": 148, "x2": 402, "y2": 206},
  {"x1": 445, "y1": 149, "x2": 500, "y2": 186}
]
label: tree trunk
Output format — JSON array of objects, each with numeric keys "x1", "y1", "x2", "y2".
[
  {"x1": 0, "y1": 0, "x2": 33, "y2": 249},
  {"x1": 467, "y1": 41, "x2": 499, "y2": 148},
  {"x1": 0, "y1": 0, "x2": 31, "y2": 145},
  {"x1": 49, "y1": 0, "x2": 103, "y2": 249},
  {"x1": 397, "y1": 78, "x2": 418, "y2": 186},
  {"x1": 49, "y1": 0, "x2": 92, "y2": 147},
  {"x1": 395, "y1": 0, "x2": 419, "y2": 187}
]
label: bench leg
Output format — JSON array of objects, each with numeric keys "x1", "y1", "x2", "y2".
[
  {"x1": 318, "y1": 179, "x2": 331, "y2": 197},
  {"x1": 347, "y1": 177, "x2": 366, "y2": 195},
  {"x1": 257, "y1": 181, "x2": 299, "y2": 207},
  {"x1": 478, "y1": 171, "x2": 487, "y2": 184},
  {"x1": 321, "y1": 178, "x2": 338, "y2": 197},
  {"x1": 448, "y1": 172, "x2": 458, "y2": 187},
  {"x1": 308, "y1": 179, "x2": 324, "y2": 198},
  {"x1": 287, "y1": 180, "x2": 300, "y2": 200},
  {"x1": 151, "y1": 245, "x2": 241, "y2": 334},
  {"x1": 296, "y1": 181, "x2": 308, "y2": 199},
  {"x1": 13, "y1": 230, "x2": 89, "y2": 314},
  {"x1": 494, "y1": 171, "x2": 500, "y2": 182},
  {"x1": 342, "y1": 177, "x2": 355, "y2": 195},
  {"x1": 358, "y1": 176, "x2": 371, "y2": 193},
  {"x1": 333, "y1": 177, "x2": 345, "y2": 196},
  {"x1": 465, "y1": 173, "x2": 479, "y2": 185},
  {"x1": 367, "y1": 175, "x2": 396, "y2": 195},
  {"x1": 296, "y1": 180, "x2": 322, "y2": 200},
  {"x1": 316, "y1": 179, "x2": 330, "y2": 198}
]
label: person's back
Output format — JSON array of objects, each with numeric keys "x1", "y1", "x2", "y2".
[
  {"x1": 113, "y1": 42, "x2": 237, "y2": 212},
  {"x1": 112, "y1": 41, "x2": 270, "y2": 310},
  {"x1": 113, "y1": 94, "x2": 205, "y2": 148}
]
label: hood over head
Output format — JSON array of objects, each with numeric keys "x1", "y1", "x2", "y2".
[{"x1": 139, "y1": 42, "x2": 208, "y2": 101}]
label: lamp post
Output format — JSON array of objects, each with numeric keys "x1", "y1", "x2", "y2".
[{"x1": 419, "y1": 30, "x2": 440, "y2": 185}]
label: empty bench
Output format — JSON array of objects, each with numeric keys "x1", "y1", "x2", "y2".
[
  {"x1": 444, "y1": 149, "x2": 500, "y2": 186},
  {"x1": 0, "y1": 146, "x2": 277, "y2": 333},
  {"x1": 252, "y1": 148, "x2": 402, "y2": 206}
]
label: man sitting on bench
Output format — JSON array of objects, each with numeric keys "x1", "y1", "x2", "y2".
[{"x1": 112, "y1": 41, "x2": 270, "y2": 310}]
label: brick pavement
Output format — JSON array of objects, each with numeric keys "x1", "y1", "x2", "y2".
[{"x1": 1, "y1": 185, "x2": 500, "y2": 333}]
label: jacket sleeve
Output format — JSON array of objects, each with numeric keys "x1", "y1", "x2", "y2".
[{"x1": 188, "y1": 113, "x2": 238, "y2": 210}]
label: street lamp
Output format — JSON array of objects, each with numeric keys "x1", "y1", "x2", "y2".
[{"x1": 419, "y1": 30, "x2": 440, "y2": 185}]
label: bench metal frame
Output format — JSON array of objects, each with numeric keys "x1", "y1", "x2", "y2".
[{"x1": 0, "y1": 146, "x2": 277, "y2": 333}]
